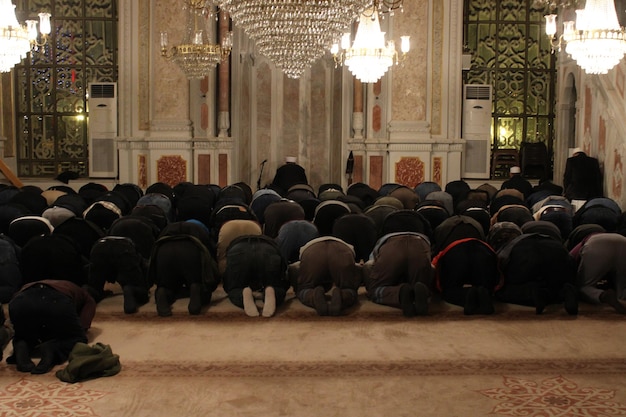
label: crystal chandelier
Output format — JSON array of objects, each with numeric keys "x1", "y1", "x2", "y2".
[
  {"x1": 0, "y1": 0, "x2": 51, "y2": 73},
  {"x1": 330, "y1": 1, "x2": 409, "y2": 83},
  {"x1": 212, "y1": 0, "x2": 369, "y2": 79},
  {"x1": 545, "y1": 0, "x2": 626, "y2": 74},
  {"x1": 161, "y1": 0, "x2": 233, "y2": 79}
]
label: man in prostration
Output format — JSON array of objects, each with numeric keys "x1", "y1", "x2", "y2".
[{"x1": 271, "y1": 156, "x2": 309, "y2": 197}]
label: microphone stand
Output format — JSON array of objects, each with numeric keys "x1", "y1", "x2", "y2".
[
  {"x1": 345, "y1": 151, "x2": 354, "y2": 187},
  {"x1": 257, "y1": 159, "x2": 267, "y2": 191}
]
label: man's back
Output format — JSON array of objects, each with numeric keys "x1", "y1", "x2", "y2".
[{"x1": 564, "y1": 152, "x2": 603, "y2": 200}]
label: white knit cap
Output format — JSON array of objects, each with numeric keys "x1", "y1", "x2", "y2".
[
  {"x1": 510, "y1": 166, "x2": 521, "y2": 174},
  {"x1": 285, "y1": 156, "x2": 297, "y2": 163}
]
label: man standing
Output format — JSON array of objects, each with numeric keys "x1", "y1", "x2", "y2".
[{"x1": 563, "y1": 148, "x2": 603, "y2": 201}]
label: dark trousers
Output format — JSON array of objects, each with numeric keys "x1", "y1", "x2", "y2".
[
  {"x1": 9, "y1": 285, "x2": 87, "y2": 364},
  {"x1": 437, "y1": 241, "x2": 500, "y2": 307},
  {"x1": 88, "y1": 237, "x2": 148, "y2": 300},
  {"x1": 151, "y1": 240, "x2": 219, "y2": 297},
  {"x1": 223, "y1": 239, "x2": 288, "y2": 308},
  {"x1": 496, "y1": 237, "x2": 575, "y2": 307},
  {"x1": 365, "y1": 235, "x2": 433, "y2": 308},
  {"x1": 296, "y1": 240, "x2": 361, "y2": 309}
]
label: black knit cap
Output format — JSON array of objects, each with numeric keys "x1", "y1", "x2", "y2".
[{"x1": 53, "y1": 194, "x2": 88, "y2": 216}]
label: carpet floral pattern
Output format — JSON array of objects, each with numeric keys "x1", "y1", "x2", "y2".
[
  {"x1": 480, "y1": 375, "x2": 626, "y2": 416},
  {"x1": 0, "y1": 378, "x2": 109, "y2": 416}
]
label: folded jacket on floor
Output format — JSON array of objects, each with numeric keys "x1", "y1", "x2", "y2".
[{"x1": 55, "y1": 342, "x2": 121, "y2": 383}]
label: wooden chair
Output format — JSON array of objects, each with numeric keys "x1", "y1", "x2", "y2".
[
  {"x1": 520, "y1": 142, "x2": 549, "y2": 179},
  {"x1": 491, "y1": 149, "x2": 520, "y2": 179}
]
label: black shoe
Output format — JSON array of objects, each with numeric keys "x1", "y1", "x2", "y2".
[
  {"x1": 123, "y1": 285, "x2": 139, "y2": 314},
  {"x1": 464, "y1": 287, "x2": 479, "y2": 315},
  {"x1": 13, "y1": 340, "x2": 34, "y2": 373},
  {"x1": 31, "y1": 356, "x2": 55, "y2": 374},
  {"x1": 155, "y1": 287, "x2": 173, "y2": 317},
  {"x1": 83, "y1": 284, "x2": 103, "y2": 303},
  {"x1": 313, "y1": 286, "x2": 329, "y2": 316},
  {"x1": 563, "y1": 283, "x2": 578, "y2": 316},
  {"x1": 188, "y1": 283, "x2": 203, "y2": 315},
  {"x1": 476, "y1": 286, "x2": 495, "y2": 315},
  {"x1": 32, "y1": 341, "x2": 56, "y2": 374},
  {"x1": 533, "y1": 286, "x2": 548, "y2": 315},
  {"x1": 414, "y1": 282, "x2": 429, "y2": 316},
  {"x1": 399, "y1": 284, "x2": 416, "y2": 317},
  {"x1": 329, "y1": 287, "x2": 342, "y2": 316}
]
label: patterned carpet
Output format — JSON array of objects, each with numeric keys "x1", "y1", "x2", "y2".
[{"x1": 0, "y1": 287, "x2": 625, "y2": 417}]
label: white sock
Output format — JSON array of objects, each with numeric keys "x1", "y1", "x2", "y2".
[
  {"x1": 262, "y1": 286, "x2": 276, "y2": 317},
  {"x1": 243, "y1": 287, "x2": 259, "y2": 317}
]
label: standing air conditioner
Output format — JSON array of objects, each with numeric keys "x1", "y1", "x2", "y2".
[
  {"x1": 462, "y1": 84, "x2": 492, "y2": 178},
  {"x1": 88, "y1": 82, "x2": 118, "y2": 178}
]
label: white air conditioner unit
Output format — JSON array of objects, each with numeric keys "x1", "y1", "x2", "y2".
[
  {"x1": 462, "y1": 84, "x2": 492, "y2": 179},
  {"x1": 88, "y1": 82, "x2": 118, "y2": 178}
]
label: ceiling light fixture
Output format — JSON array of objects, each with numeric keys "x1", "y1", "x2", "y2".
[
  {"x1": 0, "y1": 0, "x2": 51, "y2": 73},
  {"x1": 161, "y1": 0, "x2": 233, "y2": 79},
  {"x1": 211, "y1": 0, "x2": 368, "y2": 79},
  {"x1": 330, "y1": 1, "x2": 409, "y2": 83},
  {"x1": 545, "y1": 0, "x2": 626, "y2": 74}
]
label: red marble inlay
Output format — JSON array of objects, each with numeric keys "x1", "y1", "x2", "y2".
[
  {"x1": 432, "y1": 157, "x2": 442, "y2": 187},
  {"x1": 200, "y1": 76, "x2": 209, "y2": 95},
  {"x1": 369, "y1": 156, "x2": 383, "y2": 191},
  {"x1": 201, "y1": 103, "x2": 209, "y2": 131},
  {"x1": 138, "y1": 154, "x2": 147, "y2": 189},
  {"x1": 372, "y1": 105, "x2": 382, "y2": 133},
  {"x1": 395, "y1": 157, "x2": 424, "y2": 188},
  {"x1": 157, "y1": 155, "x2": 187, "y2": 187},
  {"x1": 219, "y1": 154, "x2": 228, "y2": 187},
  {"x1": 198, "y1": 154, "x2": 211, "y2": 185},
  {"x1": 374, "y1": 79, "x2": 382, "y2": 96}
]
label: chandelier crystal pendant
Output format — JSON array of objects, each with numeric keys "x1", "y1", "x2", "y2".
[
  {"x1": 545, "y1": 0, "x2": 626, "y2": 74},
  {"x1": 331, "y1": 2, "x2": 410, "y2": 83},
  {"x1": 161, "y1": 0, "x2": 233, "y2": 79},
  {"x1": 0, "y1": 0, "x2": 51, "y2": 73},
  {"x1": 212, "y1": 0, "x2": 369, "y2": 79}
]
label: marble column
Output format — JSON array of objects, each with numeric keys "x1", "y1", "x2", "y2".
[
  {"x1": 352, "y1": 77, "x2": 364, "y2": 139},
  {"x1": 217, "y1": 11, "x2": 231, "y2": 138}
]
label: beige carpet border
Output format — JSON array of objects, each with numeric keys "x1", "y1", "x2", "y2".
[
  {"x1": 111, "y1": 358, "x2": 626, "y2": 378},
  {"x1": 94, "y1": 309, "x2": 624, "y2": 322}
]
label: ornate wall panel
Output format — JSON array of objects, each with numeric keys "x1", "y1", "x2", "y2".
[
  {"x1": 152, "y1": 2, "x2": 188, "y2": 123},
  {"x1": 391, "y1": 0, "x2": 429, "y2": 122}
]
